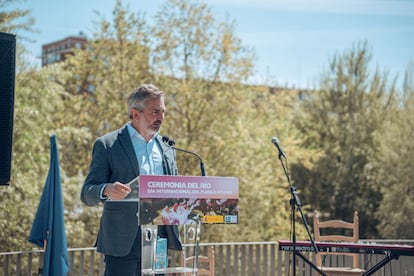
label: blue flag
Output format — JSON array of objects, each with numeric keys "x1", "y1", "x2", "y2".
[{"x1": 28, "y1": 135, "x2": 69, "y2": 275}]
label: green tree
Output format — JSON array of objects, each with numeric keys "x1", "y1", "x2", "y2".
[
  {"x1": 149, "y1": 0, "x2": 296, "y2": 242},
  {"x1": 150, "y1": 0, "x2": 256, "y2": 148},
  {"x1": 0, "y1": 0, "x2": 35, "y2": 35},
  {"x1": 63, "y1": 0, "x2": 298, "y2": 243},
  {"x1": 0, "y1": 0, "x2": 37, "y2": 72},
  {"x1": 0, "y1": 65, "x2": 90, "y2": 250},
  {"x1": 63, "y1": 0, "x2": 295, "y2": 243},
  {"x1": 150, "y1": 0, "x2": 255, "y2": 84},
  {"x1": 56, "y1": 0, "x2": 151, "y2": 178},
  {"x1": 0, "y1": 0, "x2": 303, "y2": 254},
  {"x1": 51, "y1": 0, "x2": 154, "y2": 246},
  {"x1": 0, "y1": 0, "x2": 63, "y2": 252},
  {"x1": 374, "y1": 63, "x2": 414, "y2": 238},
  {"x1": 292, "y1": 42, "x2": 396, "y2": 238}
]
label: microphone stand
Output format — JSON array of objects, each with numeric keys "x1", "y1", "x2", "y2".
[
  {"x1": 163, "y1": 138, "x2": 205, "y2": 276},
  {"x1": 276, "y1": 151, "x2": 325, "y2": 276},
  {"x1": 172, "y1": 146, "x2": 206, "y2": 275},
  {"x1": 162, "y1": 136, "x2": 206, "y2": 177},
  {"x1": 173, "y1": 146, "x2": 206, "y2": 177}
]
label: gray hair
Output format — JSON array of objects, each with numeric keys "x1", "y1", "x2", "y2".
[{"x1": 127, "y1": 84, "x2": 164, "y2": 118}]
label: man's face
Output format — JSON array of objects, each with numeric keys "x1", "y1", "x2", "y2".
[{"x1": 132, "y1": 97, "x2": 165, "y2": 140}]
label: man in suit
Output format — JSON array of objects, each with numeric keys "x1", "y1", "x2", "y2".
[{"x1": 81, "y1": 84, "x2": 182, "y2": 275}]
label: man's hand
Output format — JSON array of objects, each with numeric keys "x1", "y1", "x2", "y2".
[{"x1": 103, "y1": 182, "x2": 131, "y2": 200}]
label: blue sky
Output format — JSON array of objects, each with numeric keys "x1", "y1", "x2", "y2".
[{"x1": 17, "y1": 0, "x2": 414, "y2": 89}]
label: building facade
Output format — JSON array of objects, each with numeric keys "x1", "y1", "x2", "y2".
[{"x1": 41, "y1": 34, "x2": 87, "y2": 67}]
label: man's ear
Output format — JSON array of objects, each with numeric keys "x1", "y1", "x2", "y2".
[{"x1": 131, "y1": 108, "x2": 140, "y2": 120}]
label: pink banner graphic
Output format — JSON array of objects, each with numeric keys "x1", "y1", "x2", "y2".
[
  {"x1": 138, "y1": 175, "x2": 239, "y2": 225},
  {"x1": 139, "y1": 175, "x2": 238, "y2": 199}
]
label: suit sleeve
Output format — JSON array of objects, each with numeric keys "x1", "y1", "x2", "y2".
[{"x1": 80, "y1": 139, "x2": 111, "y2": 206}]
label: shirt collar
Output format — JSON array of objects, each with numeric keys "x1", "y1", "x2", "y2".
[{"x1": 127, "y1": 122, "x2": 159, "y2": 142}]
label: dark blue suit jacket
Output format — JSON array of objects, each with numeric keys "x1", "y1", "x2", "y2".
[{"x1": 80, "y1": 124, "x2": 182, "y2": 256}]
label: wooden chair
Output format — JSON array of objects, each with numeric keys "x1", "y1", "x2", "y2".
[
  {"x1": 313, "y1": 210, "x2": 365, "y2": 276},
  {"x1": 180, "y1": 246, "x2": 215, "y2": 276}
]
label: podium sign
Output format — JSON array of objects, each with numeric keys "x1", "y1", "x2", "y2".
[{"x1": 138, "y1": 175, "x2": 239, "y2": 225}]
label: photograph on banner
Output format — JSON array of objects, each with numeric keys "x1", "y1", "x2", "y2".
[{"x1": 138, "y1": 175, "x2": 239, "y2": 225}]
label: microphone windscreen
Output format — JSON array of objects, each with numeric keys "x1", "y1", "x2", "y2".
[{"x1": 162, "y1": 135, "x2": 176, "y2": 146}]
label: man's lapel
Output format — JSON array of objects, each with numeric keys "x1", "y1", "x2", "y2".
[{"x1": 118, "y1": 125, "x2": 140, "y2": 176}]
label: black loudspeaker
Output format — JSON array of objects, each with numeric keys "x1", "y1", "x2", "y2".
[{"x1": 0, "y1": 32, "x2": 16, "y2": 185}]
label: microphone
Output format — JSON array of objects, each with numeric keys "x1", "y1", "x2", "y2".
[
  {"x1": 271, "y1": 137, "x2": 286, "y2": 159},
  {"x1": 162, "y1": 135, "x2": 176, "y2": 147},
  {"x1": 162, "y1": 136, "x2": 206, "y2": 176}
]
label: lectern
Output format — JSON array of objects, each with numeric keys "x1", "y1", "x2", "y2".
[{"x1": 114, "y1": 174, "x2": 239, "y2": 275}]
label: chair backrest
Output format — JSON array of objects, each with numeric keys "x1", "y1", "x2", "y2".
[
  {"x1": 313, "y1": 210, "x2": 360, "y2": 268},
  {"x1": 180, "y1": 246, "x2": 215, "y2": 276}
]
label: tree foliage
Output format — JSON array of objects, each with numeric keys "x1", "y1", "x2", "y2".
[
  {"x1": 55, "y1": 0, "x2": 152, "y2": 178},
  {"x1": 0, "y1": 65, "x2": 91, "y2": 250},
  {"x1": 0, "y1": 0, "x2": 38, "y2": 73},
  {"x1": 43, "y1": 0, "x2": 293, "y2": 245},
  {"x1": 151, "y1": 0, "x2": 255, "y2": 84},
  {"x1": 374, "y1": 63, "x2": 414, "y2": 238},
  {"x1": 0, "y1": 0, "x2": 35, "y2": 35},
  {"x1": 292, "y1": 42, "x2": 396, "y2": 238},
  {"x1": 2, "y1": 0, "x2": 413, "y2": 255}
]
